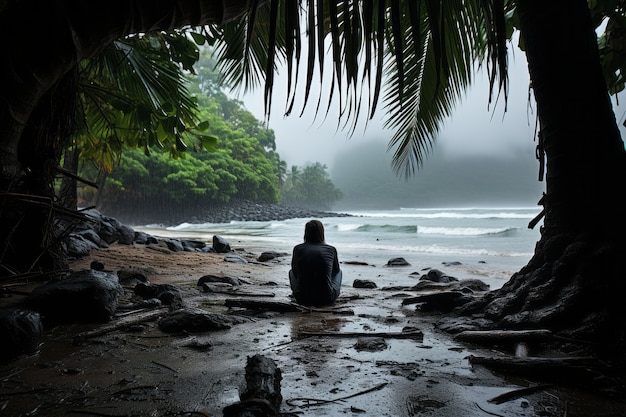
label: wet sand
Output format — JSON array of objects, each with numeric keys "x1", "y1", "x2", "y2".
[{"x1": 1, "y1": 243, "x2": 625, "y2": 416}]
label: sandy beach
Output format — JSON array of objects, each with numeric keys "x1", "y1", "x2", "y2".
[{"x1": 1, "y1": 242, "x2": 625, "y2": 416}]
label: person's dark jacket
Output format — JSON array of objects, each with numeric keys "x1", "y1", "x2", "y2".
[{"x1": 290, "y1": 242, "x2": 341, "y2": 306}]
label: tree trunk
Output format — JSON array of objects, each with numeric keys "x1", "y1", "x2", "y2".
[{"x1": 449, "y1": 0, "x2": 626, "y2": 358}]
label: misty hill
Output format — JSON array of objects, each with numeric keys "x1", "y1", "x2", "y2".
[{"x1": 330, "y1": 140, "x2": 545, "y2": 210}]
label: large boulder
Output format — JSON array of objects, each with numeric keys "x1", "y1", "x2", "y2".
[{"x1": 26, "y1": 270, "x2": 123, "y2": 323}]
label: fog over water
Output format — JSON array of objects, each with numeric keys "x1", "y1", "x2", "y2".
[{"x1": 236, "y1": 41, "x2": 626, "y2": 210}]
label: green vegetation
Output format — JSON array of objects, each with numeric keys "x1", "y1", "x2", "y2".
[
  {"x1": 281, "y1": 163, "x2": 343, "y2": 210},
  {"x1": 76, "y1": 48, "x2": 342, "y2": 218}
]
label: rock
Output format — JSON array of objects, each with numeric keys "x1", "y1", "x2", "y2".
[
  {"x1": 0, "y1": 309, "x2": 43, "y2": 363},
  {"x1": 90, "y1": 260, "x2": 105, "y2": 271},
  {"x1": 458, "y1": 279, "x2": 490, "y2": 292},
  {"x1": 117, "y1": 224, "x2": 135, "y2": 244},
  {"x1": 423, "y1": 269, "x2": 458, "y2": 283},
  {"x1": 197, "y1": 274, "x2": 244, "y2": 287},
  {"x1": 134, "y1": 282, "x2": 184, "y2": 309},
  {"x1": 26, "y1": 270, "x2": 123, "y2": 323},
  {"x1": 213, "y1": 235, "x2": 231, "y2": 253},
  {"x1": 353, "y1": 279, "x2": 377, "y2": 289},
  {"x1": 158, "y1": 308, "x2": 245, "y2": 333},
  {"x1": 182, "y1": 239, "x2": 208, "y2": 251},
  {"x1": 164, "y1": 238, "x2": 185, "y2": 252},
  {"x1": 257, "y1": 251, "x2": 288, "y2": 262},
  {"x1": 117, "y1": 269, "x2": 149, "y2": 286},
  {"x1": 64, "y1": 234, "x2": 99, "y2": 257},
  {"x1": 386, "y1": 257, "x2": 411, "y2": 266}
]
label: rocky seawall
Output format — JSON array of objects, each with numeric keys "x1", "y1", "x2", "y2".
[{"x1": 107, "y1": 200, "x2": 352, "y2": 227}]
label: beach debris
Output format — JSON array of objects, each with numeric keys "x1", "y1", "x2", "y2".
[
  {"x1": 299, "y1": 329, "x2": 423, "y2": 340},
  {"x1": 225, "y1": 299, "x2": 303, "y2": 313},
  {"x1": 202, "y1": 284, "x2": 276, "y2": 297},
  {"x1": 73, "y1": 307, "x2": 168, "y2": 342},
  {"x1": 224, "y1": 254, "x2": 248, "y2": 264},
  {"x1": 353, "y1": 279, "x2": 377, "y2": 289},
  {"x1": 26, "y1": 269, "x2": 123, "y2": 323},
  {"x1": 401, "y1": 291, "x2": 474, "y2": 312},
  {"x1": 386, "y1": 257, "x2": 411, "y2": 266},
  {"x1": 487, "y1": 384, "x2": 555, "y2": 405},
  {"x1": 286, "y1": 382, "x2": 388, "y2": 408},
  {"x1": 454, "y1": 329, "x2": 555, "y2": 345},
  {"x1": 158, "y1": 307, "x2": 246, "y2": 333},
  {"x1": 223, "y1": 354, "x2": 283, "y2": 417}
]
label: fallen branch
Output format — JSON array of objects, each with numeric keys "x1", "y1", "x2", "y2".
[
  {"x1": 73, "y1": 307, "x2": 168, "y2": 343},
  {"x1": 224, "y1": 299, "x2": 354, "y2": 315},
  {"x1": 454, "y1": 329, "x2": 554, "y2": 344},
  {"x1": 225, "y1": 299, "x2": 303, "y2": 312},
  {"x1": 202, "y1": 283, "x2": 275, "y2": 297},
  {"x1": 299, "y1": 330, "x2": 423, "y2": 340},
  {"x1": 286, "y1": 382, "x2": 388, "y2": 408}
]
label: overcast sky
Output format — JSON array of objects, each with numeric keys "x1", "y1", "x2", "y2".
[{"x1": 235, "y1": 41, "x2": 626, "y2": 172}]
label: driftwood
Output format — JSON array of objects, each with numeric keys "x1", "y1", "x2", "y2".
[
  {"x1": 202, "y1": 282, "x2": 275, "y2": 297},
  {"x1": 224, "y1": 299, "x2": 355, "y2": 315},
  {"x1": 468, "y1": 355, "x2": 600, "y2": 379},
  {"x1": 487, "y1": 384, "x2": 554, "y2": 404},
  {"x1": 223, "y1": 354, "x2": 283, "y2": 417},
  {"x1": 299, "y1": 329, "x2": 423, "y2": 340},
  {"x1": 225, "y1": 299, "x2": 304, "y2": 313},
  {"x1": 454, "y1": 329, "x2": 554, "y2": 344},
  {"x1": 73, "y1": 307, "x2": 168, "y2": 342}
]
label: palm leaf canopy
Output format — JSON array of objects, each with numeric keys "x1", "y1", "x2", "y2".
[{"x1": 209, "y1": 0, "x2": 512, "y2": 178}]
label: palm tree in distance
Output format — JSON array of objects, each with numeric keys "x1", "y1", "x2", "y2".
[{"x1": 1, "y1": 1, "x2": 626, "y2": 355}]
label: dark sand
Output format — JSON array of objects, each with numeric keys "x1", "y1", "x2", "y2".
[{"x1": 1, "y1": 243, "x2": 625, "y2": 416}]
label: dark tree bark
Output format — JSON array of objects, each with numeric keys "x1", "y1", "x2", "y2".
[{"x1": 449, "y1": 0, "x2": 626, "y2": 358}]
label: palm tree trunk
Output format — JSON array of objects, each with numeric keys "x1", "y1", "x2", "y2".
[
  {"x1": 454, "y1": 0, "x2": 626, "y2": 354},
  {"x1": 517, "y1": 0, "x2": 626, "y2": 236}
]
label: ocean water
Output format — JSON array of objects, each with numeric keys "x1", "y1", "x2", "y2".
[{"x1": 135, "y1": 207, "x2": 543, "y2": 290}]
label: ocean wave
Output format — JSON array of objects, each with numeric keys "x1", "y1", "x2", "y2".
[
  {"x1": 347, "y1": 209, "x2": 539, "y2": 220},
  {"x1": 417, "y1": 226, "x2": 518, "y2": 236},
  {"x1": 340, "y1": 242, "x2": 532, "y2": 258},
  {"x1": 335, "y1": 223, "x2": 417, "y2": 234}
]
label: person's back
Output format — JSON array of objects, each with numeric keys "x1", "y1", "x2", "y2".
[{"x1": 289, "y1": 220, "x2": 342, "y2": 306}]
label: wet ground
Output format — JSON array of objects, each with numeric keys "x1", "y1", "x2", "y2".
[{"x1": 1, "y1": 245, "x2": 626, "y2": 416}]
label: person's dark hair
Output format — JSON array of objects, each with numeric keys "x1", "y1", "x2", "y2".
[{"x1": 303, "y1": 220, "x2": 325, "y2": 243}]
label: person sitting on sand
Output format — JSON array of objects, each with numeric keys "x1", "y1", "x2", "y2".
[{"x1": 289, "y1": 220, "x2": 342, "y2": 306}]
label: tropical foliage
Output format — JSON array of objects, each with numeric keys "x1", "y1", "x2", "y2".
[
  {"x1": 281, "y1": 163, "x2": 343, "y2": 210},
  {"x1": 78, "y1": 49, "x2": 342, "y2": 219}
]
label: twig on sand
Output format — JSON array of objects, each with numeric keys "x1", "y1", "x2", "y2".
[{"x1": 286, "y1": 382, "x2": 388, "y2": 408}]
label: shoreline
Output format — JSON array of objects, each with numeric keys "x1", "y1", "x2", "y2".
[
  {"x1": 102, "y1": 200, "x2": 354, "y2": 227},
  {"x1": 1, "y1": 243, "x2": 622, "y2": 416}
]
